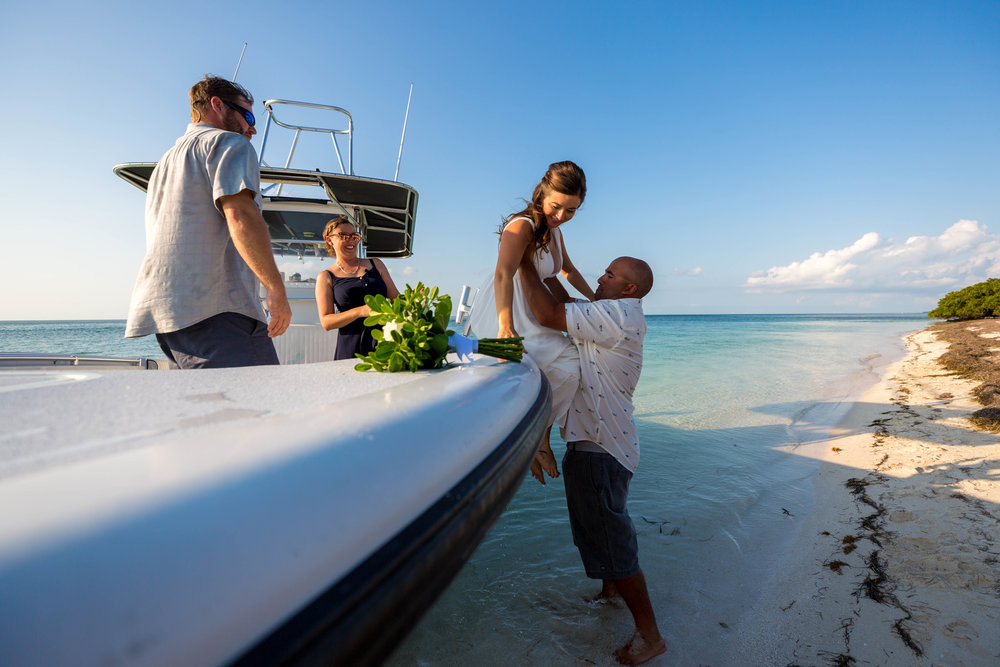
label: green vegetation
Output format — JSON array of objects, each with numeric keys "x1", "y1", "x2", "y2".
[
  {"x1": 354, "y1": 283, "x2": 523, "y2": 373},
  {"x1": 928, "y1": 278, "x2": 1000, "y2": 320},
  {"x1": 354, "y1": 283, "x2": 455, "y2": 372}
]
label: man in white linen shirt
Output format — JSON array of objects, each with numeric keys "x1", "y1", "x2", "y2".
[
  {"x1": 519, "y1": 255, "x2": 666, "y2": 666},
  {"x1": 125, "y1": 75, "x2": 291, "y2": 368}
]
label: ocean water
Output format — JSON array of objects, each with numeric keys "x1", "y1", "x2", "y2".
[
  {"x1": 0, "y1": 315, "x2": 929, "y2": 664},
  {"x1": 385, "y1": 314, "x2": 929, "y2": 666},
  {"x1": 0, "y1": 320, "x2": 162, "y2": 358}
]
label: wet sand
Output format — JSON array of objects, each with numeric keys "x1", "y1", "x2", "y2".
[{"x1": 725, "y1": 322, "x2": 1000, "y2": 666}]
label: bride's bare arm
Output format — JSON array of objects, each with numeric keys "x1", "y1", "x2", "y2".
[
  {"x1": 559, "y1": 237, "x2": 596, "y2": 301},
  {"x1": 494, "y1": 218, "x2": 534, "y2": 338}
]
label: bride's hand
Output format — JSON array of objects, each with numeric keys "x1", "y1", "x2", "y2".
[
  {"x1": 535, "y1": 445, "x2": 559, "y2": 479},
  {"x1": 498, "y1": 325, "x2": 519, "y2": 340},
  {"x1": 530, "y1": 458, "x2": 546, "y2": 485}
]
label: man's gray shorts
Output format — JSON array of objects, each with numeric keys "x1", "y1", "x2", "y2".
[
  {"x1": 156, "y1": 312, "x2": 279, "y2": 369},
  {"x1": 562, "y1": 441, "x2": 640, "y2": 580}
]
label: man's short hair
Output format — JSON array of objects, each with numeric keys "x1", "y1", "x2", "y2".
[
  {"x1": 189, "y1": 75, "x2": 254, "y2": 122},
  {"x1": 621, "y1": 257, "x2": 654, "y2": 299}
]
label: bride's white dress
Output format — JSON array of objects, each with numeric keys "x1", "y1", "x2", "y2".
[{"x1": 468, "y1": 217, "x2": 580, "y2": 428}]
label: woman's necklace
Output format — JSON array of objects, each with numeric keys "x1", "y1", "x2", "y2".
[{"x1": 336, "y1": 258, "x2": 363, "y2": 276}]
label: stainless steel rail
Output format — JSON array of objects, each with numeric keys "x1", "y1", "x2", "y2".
[
  {"x1": 0, "y1": 355, "x2": 161, "y2": 370},
  {"x1": 258, "y1": 100, "x2": 354, "y2": 194}
]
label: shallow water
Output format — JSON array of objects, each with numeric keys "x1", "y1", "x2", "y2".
[{"x1": 385, "y1": 314, "x2": 927, "y2": 666}]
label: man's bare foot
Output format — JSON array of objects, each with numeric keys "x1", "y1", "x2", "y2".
[
  {"x1": 614, "y1": 631, "x2": 666, "y2": 665},
  {"x1": 591, "y1": 594, "x2": 624, "y2": 608},
  {"x1": 591, "y1": 581, "x2": 622, "y2": 604}
]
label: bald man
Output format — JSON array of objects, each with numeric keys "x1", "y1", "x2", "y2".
[{"x1": 519, "y1": 255, "x2": 665, "y2": 665}]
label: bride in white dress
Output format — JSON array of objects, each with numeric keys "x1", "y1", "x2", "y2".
[{"x1": 468, "y1": 161, "x2": 594, "y2": 483}]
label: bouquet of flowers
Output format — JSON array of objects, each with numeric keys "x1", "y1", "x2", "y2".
[{"x1": 354, "y1": 282, "x2": 524, "y2": 372}]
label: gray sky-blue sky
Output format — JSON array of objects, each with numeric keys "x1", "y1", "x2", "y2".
[{"x1": 2, "y1": 0, "x2": 997, "y2": 317}]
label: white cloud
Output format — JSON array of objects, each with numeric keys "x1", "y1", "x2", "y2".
[
  {"x1": 745, "y1": 220, "x2": 1000, "y2": 294},
  {"x1": 673, "y1": 267, "x2": 703, "y2": 277}
]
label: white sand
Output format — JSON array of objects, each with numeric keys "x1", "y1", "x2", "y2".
[{"x1": 724, "y1": 328, "x2": 1000, "y2": 666}]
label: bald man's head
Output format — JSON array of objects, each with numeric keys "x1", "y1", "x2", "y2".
[{"x1": 594, "y1": 257, "x2": 654, "y2": 300}]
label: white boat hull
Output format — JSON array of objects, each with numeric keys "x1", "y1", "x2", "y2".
[{"x1": 0, "y1": 356, "x2": 549, "y2": 666}]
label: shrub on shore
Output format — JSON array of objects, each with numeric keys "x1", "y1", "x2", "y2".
[{"x1": 928, "y1": 278, "x2": 1000, "y2": 320}]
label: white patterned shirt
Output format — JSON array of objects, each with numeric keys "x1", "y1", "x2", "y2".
[{"x1": 561, "y1": 298, "x2": 646, "y2": 472}]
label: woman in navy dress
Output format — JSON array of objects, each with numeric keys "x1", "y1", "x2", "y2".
[{"x1": 316, "y1": 216, "x2": 400, "y2": 360}]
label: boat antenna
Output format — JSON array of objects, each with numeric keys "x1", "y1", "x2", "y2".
[
  {"x1": 394, "y1": 83, "x2": 413, "y2": 181},
  {"x1": 232, "y1": 42, "x2": 248, "y2": 81}
]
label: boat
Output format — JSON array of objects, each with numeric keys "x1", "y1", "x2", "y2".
[
  {"x1": 114, "y1": 99, "x2": 423, "y2": 366},
  {"x1": 0, "y1": 99, "x2": 550, "y2": 666}
]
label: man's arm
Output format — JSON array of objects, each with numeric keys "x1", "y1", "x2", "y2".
[
  {"x1": 543, "y1": 276, "x2": 572, "y2": 303},
  {"x1": 519, "y1": 255, "x2": 567, "y2": 332},
  {"x1": 218, "y1": 189, "x2": 291, "y2": 337}
]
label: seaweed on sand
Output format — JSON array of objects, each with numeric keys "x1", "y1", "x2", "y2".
[
  {"x1": 970, "y1": 406, "x2": 1000, "y2": 431},
  {"x1": 858, "y1": 551, "x2": 891, "y2": 604},
  {"x1": 934, "y1": 319, "x2": 1000, "y2": 430},
  {"x1": 824, "y1": 560, "x2": 850, "y2": 574},
  {"x1": 815, "y1": 651, "x2": 857, "y2": 666}
]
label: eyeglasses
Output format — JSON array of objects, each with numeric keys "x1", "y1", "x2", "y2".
[
  {"x1": 332, "y1": 233, "x2": 363, "y2": 242},
  {"x1": 223, "y1": 100, "x2": 255, "y2": 127}
]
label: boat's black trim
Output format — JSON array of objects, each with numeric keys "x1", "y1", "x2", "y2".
[{"x1": 230, "y1": 373, "x2": 551, "y2": 667}]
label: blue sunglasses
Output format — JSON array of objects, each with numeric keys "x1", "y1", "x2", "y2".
[{"x1": 223, "y1": 100, "x2": 255, "y2": 128}]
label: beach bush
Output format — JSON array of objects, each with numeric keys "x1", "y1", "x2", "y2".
[{"x1": 928, "y1": 278, "x2": 1000, "y2": 320}]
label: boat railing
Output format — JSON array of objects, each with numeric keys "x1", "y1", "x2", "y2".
[
  {"x1": 258, "y1": 99, "x2": 354, "y2": 196},
  {"x1": 0, "y1": 354, "x2": 162, "y2": 370}
]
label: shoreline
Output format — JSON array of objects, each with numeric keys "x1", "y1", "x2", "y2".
[{"x1": 725, "y1": 324, "x2": 1000, "y2": 665}]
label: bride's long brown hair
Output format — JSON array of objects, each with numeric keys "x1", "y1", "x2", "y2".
[{"x1": 500, "y1": 161, "x2": 587, "y2": 253}]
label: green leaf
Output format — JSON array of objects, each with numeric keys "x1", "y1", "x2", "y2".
[
  {"x1": 388, "y1": 353, "x2": 403, "y2": 372},
  {"x1": 431, "y1": 333, "x2": 449, "y2": 355},
  {"x1": 433, "y1": 296, "x2": 451, "y2": 331}
]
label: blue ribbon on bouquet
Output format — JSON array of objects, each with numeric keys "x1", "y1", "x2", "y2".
[{"x1": 448, "y1": 333, "x2": 479, "y2": 361}]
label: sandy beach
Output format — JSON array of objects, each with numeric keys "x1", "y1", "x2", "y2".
[{"x1": 726, "y1": 322, "x2": 1000, "y2": 666}]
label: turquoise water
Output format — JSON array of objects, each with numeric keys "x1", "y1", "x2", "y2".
[
  {"x1": 0, "y1": 315, "x2": 930, "y2": 665},
  {"x1": 0, "y1": 320, "x2": 162, "y2": 358},
  {"x1": 386, "y1": 314, "x2": 929, "y2": 666}
]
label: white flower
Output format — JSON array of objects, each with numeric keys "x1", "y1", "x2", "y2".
[{"x1": 381, "y1": 320, "x2": 403, "y2": 338}]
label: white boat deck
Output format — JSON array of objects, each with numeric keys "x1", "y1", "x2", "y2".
[
  {"x1": 0, "y1": 360, "x2": 402, "y2": 478},
  {"x1": 0, "y1": 356, "x2": 545, "y2": 666}
]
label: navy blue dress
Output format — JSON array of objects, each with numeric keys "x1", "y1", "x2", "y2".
[{"x1": 328, "y1": 265, "x2": 390, "y2": 360}]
